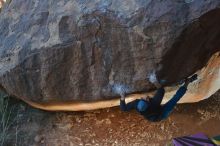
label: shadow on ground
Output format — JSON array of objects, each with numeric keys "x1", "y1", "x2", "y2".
[{"x1": 2, "y1": 90, "x2": 220, "y2": 146}]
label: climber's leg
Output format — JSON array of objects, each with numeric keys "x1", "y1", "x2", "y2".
[
  {"x1": 160, "y1": 74, "x2": 197, "y2": 119},
  {"x1": 160, "y1": 86, "x2": 187, "y2": 119}
]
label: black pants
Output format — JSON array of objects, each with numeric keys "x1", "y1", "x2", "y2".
[{"x1": 152, "y1": 86, "x2": 187, "y2": 119}]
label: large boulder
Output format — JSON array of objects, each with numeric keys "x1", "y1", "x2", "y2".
[{"x1": 0, "y1": 0, "x2": 220, "y2": 110}]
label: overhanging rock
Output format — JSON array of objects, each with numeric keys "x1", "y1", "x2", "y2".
[{"x1": 0, "y1": 0, "x2": 220, "y2": 111}]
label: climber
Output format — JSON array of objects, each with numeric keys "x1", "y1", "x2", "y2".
[{"x1": 120, "y1": 74, "x2": 198, "y2": 122}]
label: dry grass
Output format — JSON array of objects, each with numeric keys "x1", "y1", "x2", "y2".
[{"x1": 0, "y1": 92, "x2": 16, "y2": 146}]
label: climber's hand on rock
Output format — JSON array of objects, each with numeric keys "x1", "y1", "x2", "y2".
[
  {"x1": 154, "y1": 81, "x2": 162, "y2": 89},
  {"x1": 120, "y1": 93, "x2": 125, "y2": 100},
  {"x1": 121, "y1": 96, "x2": 125, "y2": 101}
]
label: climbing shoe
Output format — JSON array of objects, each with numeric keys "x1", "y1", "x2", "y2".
[{"x1": 184, "y1": 74, "x2": 198, "y2": 84}]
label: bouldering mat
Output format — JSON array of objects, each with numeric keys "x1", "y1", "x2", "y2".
[{"x1": 172, "y1": 133, "x2": 216, "y2": 146}]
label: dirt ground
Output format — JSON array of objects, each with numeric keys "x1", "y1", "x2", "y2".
[{"x1": 3, "y1": 90, "x2": 220, "y2": 146}]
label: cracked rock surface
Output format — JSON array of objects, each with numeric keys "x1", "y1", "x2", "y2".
[{"x1": 0, "y1": 0, "x2": 220, "y2": 104}]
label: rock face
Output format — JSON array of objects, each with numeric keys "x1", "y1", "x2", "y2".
[{"x1": 0, "y1": 0, "x2": 220, "y2": 110}]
